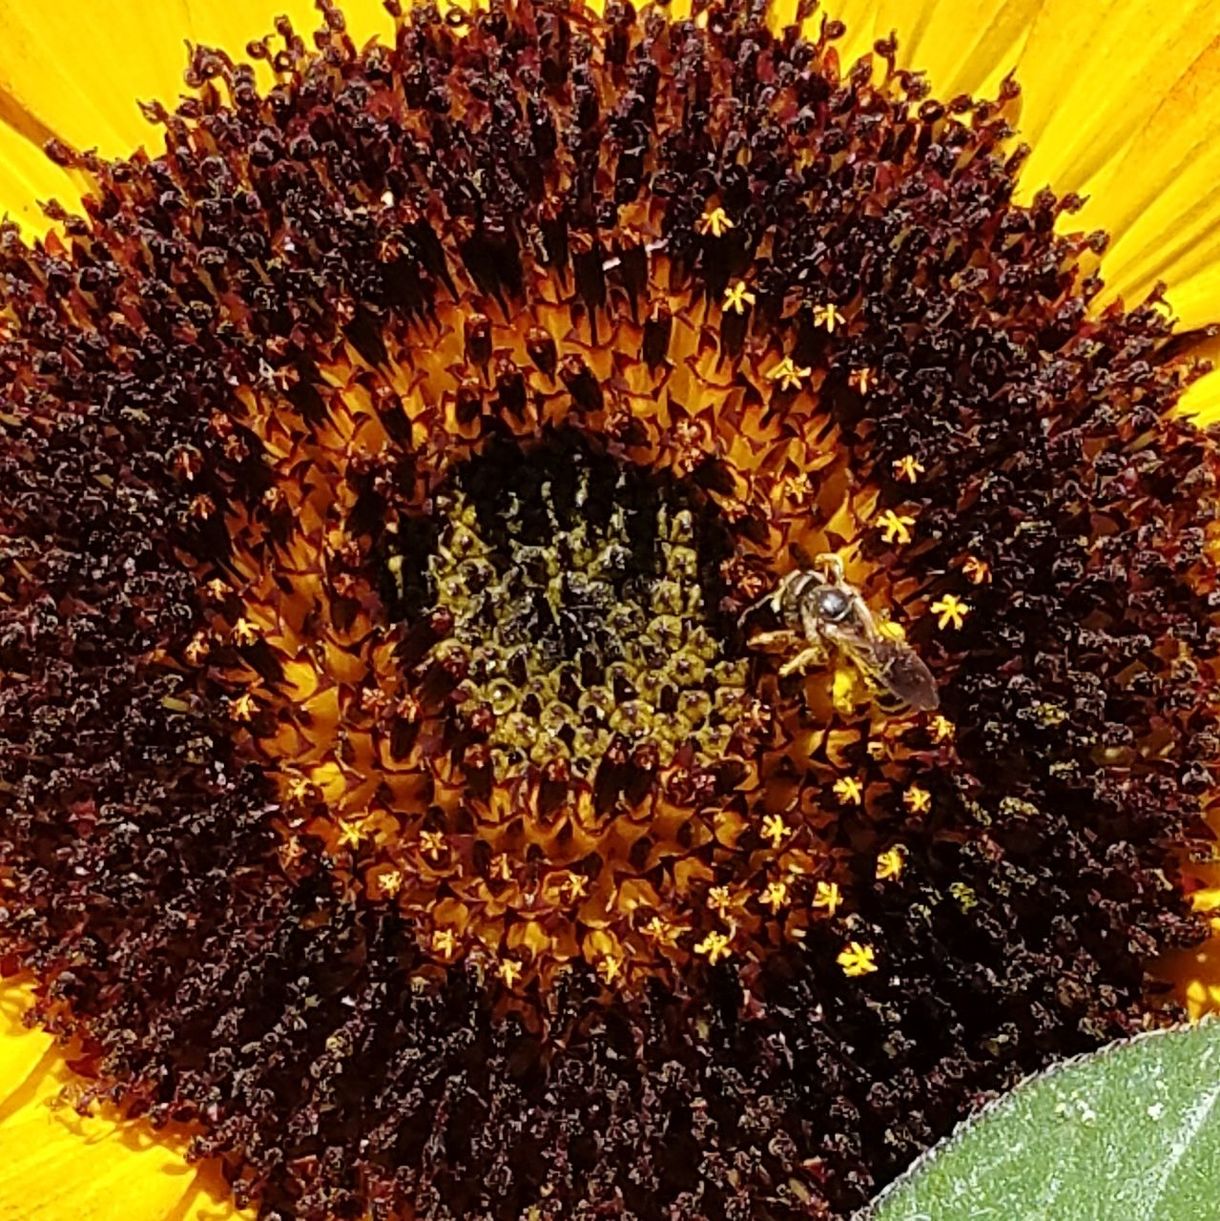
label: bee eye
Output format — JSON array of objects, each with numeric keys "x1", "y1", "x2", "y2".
[{"x1": 814, "y1": 587, "x2": 852, "y2": 621}]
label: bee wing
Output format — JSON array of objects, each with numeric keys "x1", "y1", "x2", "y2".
[
  {"x1": 870, "y1": 639, "x2": 940, "y2": 712},
  {"x1": 826, "y1": 621, "x2": 939, "y2": 712}
]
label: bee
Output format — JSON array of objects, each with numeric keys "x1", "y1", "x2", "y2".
[{"x1": 739, "y1": 553, "x2": 939, "y2": 712}]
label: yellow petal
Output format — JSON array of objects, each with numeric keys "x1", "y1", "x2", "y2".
[
  {"x1": 0, "y1": 982, "x2": 247, "y2": 1220},
  {"x1": 864, "y1": 0, "x2": 1042, "y2": 98},
  {"x1": 1014, "y1": 1, "x2": 1220, "y2": 203},
  {"x1": 0, "y1": 104, "x2": 82, "y2": 227},
  {"x1": 1080, "y1": 34, "x2": 1220, "y2": 330},
  {"x1": 0, "y1": 0, "x2": 394, "y2": 225},
  {"x1": 1176, "y1": 355, "x2": 1220, "y2": 426}
]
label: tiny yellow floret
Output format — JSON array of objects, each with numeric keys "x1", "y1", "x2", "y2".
[
  {"x1": 232, "y1": 617, "x2": 259, "y2": 645},
  {"x1": 903, "y1": 785, "x2": 932, "y2": 814},
  {"x1": 766, "y1": 356, "x2": 812, "y2": 392},
  {"x1": 837, "y1": 941, "x2": 878, "y2": 977},
  {"x1": 337, "y1": 819, "x2": 367, "y2": 850},
  {"x1": 419, "y1": 829, "x2": 448, "y2": 860},
  {"x1": 833, "y1": 776, "x2": 864, "y2": 805},
  {"x1": 876, "y1": 846, "x2": 905, "y2": 881},
  {"x1": 893, "y1": 454, "x2": 925, "y2": 483},
  {"x1": 813, "y1": 880, "x2": 842, "y2": 917},
  {"x1": 431, "y1": 928, "x2": 458, "y2": 958},
  {"x1": 813, "y1": 301, "x2": 846, "y2": 332},
  {"x1": 848, "y1": 367, "x2": 874, "y2": 394},
  {"x1": 697, "y1": 206, "x2": 735, "y2": 237},
  {"x1": 878, "y1": 509, "x2": 916, "y2": 545},
  {"x1": 597, "y1": 952, "x2": 625, "y2": 985},
  {"x1": 562, "y1": 872, "x2": 589, "y2": 902},
  {"x1": 761, "y1": 813, "x2": 791, "y2": 849},
  {"x1": 930, "y1": 714, "x2": 955, "y2": 743},
  {"x1": 931, "y1": 594, "x2": 970, "y2": 630},
  {"x1": 760, "y1": 880, "x2": 790, "y2": 913},
  {"x1": 694, "y1": 930, "x2": 733, "y2": 964},
  {"x1": 723, "y1": 280, "x2": 756, "y2": 314}
]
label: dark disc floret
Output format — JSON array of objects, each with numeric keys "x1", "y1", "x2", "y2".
[{"x1": 1, "y1": 1, "x2": 1218, "y2": 1218}]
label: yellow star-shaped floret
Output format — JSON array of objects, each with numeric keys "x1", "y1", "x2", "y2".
[
  {"x1": 903, "y1": 785, "x2": 932, "y2": 814},
  {"x1": 708, "y1": 885, "x2": 735, "y2": 919},
  {"x1": 761, "y1": 813, "x2": 790, "y2": 849},
  {"x1": 930, "y1": 594, "x2": 970, "y2": 630},
  {"x1": 833, "y1": 776, "x2": 864, "y2": 805},
  {"x1": 431, "y1": 928, "x2": 458, "y2": 958},
  {"x1": 694, "y1": 930, "x2": 733, "y2": 964},
  {"x1": 837, "y1": 941, "x2": 878, "y2": 977},
  {"x1": 766, "y1": 356, "x2": 812, "y2": 392},
  {"x1": 562, "y1": 872, "x2": 589, "y2": 902},
  {"x1": 780, "y1": 473, "x2": 813, "y2": 502},
  {"x1": 878, "y1": 508, "x2": 916, "y2": 545},
  {"x1": 723, "y1": 280, "x2": 756, "y2": 314},
  {"x1": 379, "y1": 869, "x2": 404, "y2": 897},
  {"x1": 286, "y1": 775, "x2": 313, "y2": 803},
  {"x1": 812, "y1": 880, "x2": 842, "y2": 917},
  {"x1": 813, "y1": 301, "x2": 846, "y2": 332},
  {"x1": 848, "y1": 367, "x2": 874, "y2": 394},
  {"x1": 497, "y1": 958, "x2": 523, "y2": 987},
  {"x1": 184, "y1": 634, "x2": 210, "y2": 665},
  {"x1": 231, "y1": 617, "x2": 258, "y2": 645},
  {"x1": 892, "y1": 454, "x2": 926, "y2": 483},
  {"x1": 962, "y1": 555, "x2": 992, "y2": 584},
  {"x1": 230, "y1": 692, "x2": 258, "y2": 722},
  {"x1": 697, "y1": 206, "x2": 735, "y2": 237},
  {"x1": 641, "y1": 916, "x2": 685, "y2": 947},
  {"x1": 875, "y1": 846, "x2": 905, "y2": 881},
  {"x1": 930, "y1": 714, "x2": 955, "y2": 743},
  {"x1": 337, "y1": 818, "x2": 368, "y2": 850},
  {"x1": 597, "y1": 952, "x2": 625, "y2": 985},
  {"x1": 419, "y1": 829, "x2": 448, "y2": 860},
  {"x1": 760, "y1": 880, "x2": 790, "y2": 913}
]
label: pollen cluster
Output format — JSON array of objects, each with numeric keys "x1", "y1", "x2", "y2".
[
  {"x1": 1, "y1": 1, "x2": 1219, "y2": 1219},
  {"x1": 402, "y1": 438, "x2": 753, "y2": 784}
]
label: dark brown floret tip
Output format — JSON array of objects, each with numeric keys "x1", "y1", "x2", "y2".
[{"x1": 1, "y1": 1, "x2": 1219, "y2": 1218}]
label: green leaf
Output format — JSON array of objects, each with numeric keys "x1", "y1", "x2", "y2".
[{"x1": 867, "y1": 1021, "x2": 1220, "y2": 1221}]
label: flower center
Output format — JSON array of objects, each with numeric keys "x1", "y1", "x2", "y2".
[{"x1": 393, "y1": 433, "x2": 757, "y2": 787}]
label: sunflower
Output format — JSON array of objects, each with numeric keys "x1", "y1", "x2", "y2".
[{"x1": 2, "y1": 0, "x2": 1220, "y2": 1217}]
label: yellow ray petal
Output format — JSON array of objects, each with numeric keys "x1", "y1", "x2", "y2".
[
  {"x1": 1177, "y1": 354, "x2": 1220, "y2": 426},
  {"x1": 0, "y1": 109, "x2": 82, "y2": 227},
  {"x1": 0, "y1": 0, "x2": 394, "y2": 226},
  {"x1": 865, "y1": 0, "x2": 1041, "y2": 98},
  {"x1": 0, "y1": 982, "x2": 248, "y2": 1220},
  {"x1": 1077, "y1": 35, "x2": 1220, "y2": 330},
  {"x1": 1014, "y1": 0, "x2": 1220, "y2": 205}
]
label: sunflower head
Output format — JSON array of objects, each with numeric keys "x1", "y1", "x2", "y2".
[{"x1": 1, "y1": 1, "x2": 1219, "y2": 1218}]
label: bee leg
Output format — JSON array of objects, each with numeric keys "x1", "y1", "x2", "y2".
[
  {"x1": 744, "y1": 629, "x2": 804, "y2": 651},
  {"x1": 737, "y1": 569, "x2": 800, "y2": 627},
  {"x1": 812, "y1": 552, "x2": 845, "y2": 582},
  {"x1": 778, "y1": 641, "x2": 830, "y2": 677}
]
